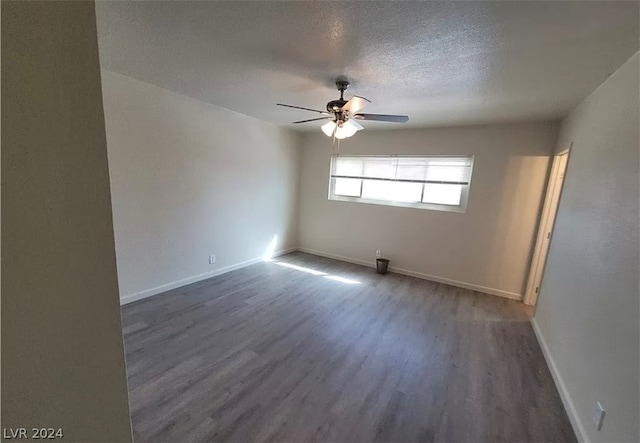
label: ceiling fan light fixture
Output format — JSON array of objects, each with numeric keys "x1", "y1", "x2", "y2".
[
  {"x1": 334, "y1": 128, "x2": 348, "y2": 139},
  {"x1": 334, "y1": 120, "x2": 360, "y2": 139},
  {"x1": 321, "y1": 121, "x2": 337, "y2": 137},
  {"x1": 334, "y1": 128, "x2": 352, "y2": 139},
  {"x1": 343, "y1": 119, "x2": 363, "y2": 133}
]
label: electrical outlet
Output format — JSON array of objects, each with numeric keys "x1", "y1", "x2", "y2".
[
  {"x1": 593, "y1": 402, "x2": 605, "y2": 431},
  {"x1": 376, "y1": 249, "x2": 382, "y2": 258},
  {"x1": 209, "y1": 254, "x2": 216, "y2": 264}
]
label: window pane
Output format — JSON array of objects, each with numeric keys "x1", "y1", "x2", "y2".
[
  {"x1": 422, "y1": 184, "x2": 462, "y2": 205},
  {"x1": 334, "y1": 178, "x2": 361, "y2": 197},
  {"x1": 362, "y1": 158, "x2": 396, "y2": 179},
  {"x1": 395, "y1": 158, "x2": 427, "y2": 181},
  {"x1": 362, "y1": 180, "x2": 422, "y2": 203},
  {"x1": 330, "y1": 155, "x2": 472, "y2": 211},
  {"x1": 334, "y1": 158, "x2": 363, "y2": 176},
  {"x1": 425, "y1": 163, "x2": 471, "y2": 183}
]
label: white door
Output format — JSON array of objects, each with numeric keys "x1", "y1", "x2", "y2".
[{"x1": 523, "y1": 148, "x2": 570, "y2": 306}]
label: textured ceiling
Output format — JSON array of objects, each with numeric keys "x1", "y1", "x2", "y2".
[{"x1": 96, "y1": 1, "x2": 639, "y2": 130}]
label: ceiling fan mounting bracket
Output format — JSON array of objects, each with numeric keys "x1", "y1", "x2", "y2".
[
  {"x1": 336, "y1": 80, "x2": 349, "y2": 101},
  {"x1": 326, "y1": 79, "x2": 350, "y2": 113},
  {"x1": 336, "y1": 80, "x2": 349, "y2": 92}
]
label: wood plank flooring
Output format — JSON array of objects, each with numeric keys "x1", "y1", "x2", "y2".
[{"x1": 122, "y1": 252, "x2": 576, "y2": 443}]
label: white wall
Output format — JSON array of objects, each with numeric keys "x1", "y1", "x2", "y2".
[
  {"x1": 2, "y1": 2, "x2": 132, "y2": 440},
  {"x1": 101, "y1": 70, "x2": 299, "y2": 303},
  {"x1": 297, "y1": 122, "x2": 558, "y2": 299},
  {"x1": 533, "y1": 53, "x2": 639, "y2": 443}
]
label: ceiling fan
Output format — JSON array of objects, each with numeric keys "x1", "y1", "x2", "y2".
[{"x1": 277, "y1": 80, "x2": 409, "y2": 140}]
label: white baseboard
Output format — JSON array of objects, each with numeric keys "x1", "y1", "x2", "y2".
[
  {"x1": 390, "y1": 267, "x2": 522, "y2": 300},
  {"x1": 297, "y1": 248, "x2": 373, "y2": 268},
  {"x1": 531, "y1": 318, "x2": 587, "y2": 443},
  {"x1": 296, "y1": 247, "x2": 522, "y2": 301},
  {"x1": 120, "y1": 247, "x2": 297, "y2": 305},
  {"x1": 121, "y1": 246, "x2": 523, "y2": 304}
]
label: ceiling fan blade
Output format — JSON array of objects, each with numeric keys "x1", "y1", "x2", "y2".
[
  {"x1": 341, "y1": 96, "x2": 370, "y2": 114},
  {"x1": 277, "y1": 103, "x2": 329, "y2": 114},
  {"x1": 353, "y1": 113, "x2": 409, "y2": 123},
  {"x1": 293, "y1": 117, "x2": 332, "y2": 124}
]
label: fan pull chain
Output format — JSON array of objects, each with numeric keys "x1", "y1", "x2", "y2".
[
  {"x1": 332, "y1": 128, "x2": 336, "y2": 154},
  {"x1": 331, "y1": 129, "x2": 340, "y2": 155}
]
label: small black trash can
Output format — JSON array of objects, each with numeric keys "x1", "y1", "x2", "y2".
[{"x1": 376, "y1": 258, "x2": 390, "y2": 274}]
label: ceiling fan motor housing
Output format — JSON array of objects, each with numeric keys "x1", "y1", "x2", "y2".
[
  {"x1": 327, "y1": 80, "x2": 350, "y2": 114},
  {"x1": 326, "y1": 99, "x2": 347, "y2": 113}
]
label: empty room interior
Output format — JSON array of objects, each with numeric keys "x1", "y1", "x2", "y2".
[{"x1": 2, "y1": 1, "x2": 639, "y2": 443}]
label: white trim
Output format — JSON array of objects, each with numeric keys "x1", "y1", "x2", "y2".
[
  {"x1": 524, "y1": 147, "x2": 571, "y2": 306},
  {"x1": 390, "y1": 266, "x2": 522, "y2": 300},
  {"x1": 297, "y1": 248, "x2": 373, "y2": 268},
  {"x1": 531, "y1": 318, "x2": 587, "y2": 443},
  {"x1": 122, "y1": 246, "x2": 524, "y2": 304},
  {"x1": 329, "y1": 194, "x2": 468, "y2": 213},
  {"x1": 296, "y1": 247, "x2": 522, "y2": 301},
  {"x1": 120, "y1": 248, "x2": 297, "y2": 305}
]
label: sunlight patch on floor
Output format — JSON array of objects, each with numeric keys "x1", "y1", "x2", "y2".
[
  {"x1": 273, "y1": 261, "x2": 327, "y2": 276},
  {"x1": 323, "y1": 275, "x2": 361, "y2": 285},
  {"x1": 272, "y1": 261, "x2": 361, "y2": 284}
]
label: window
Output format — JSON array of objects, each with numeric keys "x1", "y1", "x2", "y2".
[{"x1": 329, "y1": 155, "x2": 474, "y2": 212}]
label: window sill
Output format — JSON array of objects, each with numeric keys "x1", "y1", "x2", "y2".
[{"x1": 328, "y1": 195, "x2": 467, "y2": 213}]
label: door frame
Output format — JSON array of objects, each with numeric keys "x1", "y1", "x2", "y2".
[{"x1": 523, "y1": 145, "x2": 571, "y2": 306}]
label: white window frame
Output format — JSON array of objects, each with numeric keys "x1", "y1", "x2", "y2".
[{"x1": 328, "y1": 155, "x2": 474, "y2": 213}]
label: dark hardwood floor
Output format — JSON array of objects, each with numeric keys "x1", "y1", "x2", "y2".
[{"x1": 121, "y1": 252, "x2": 576, "y2": 443}]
